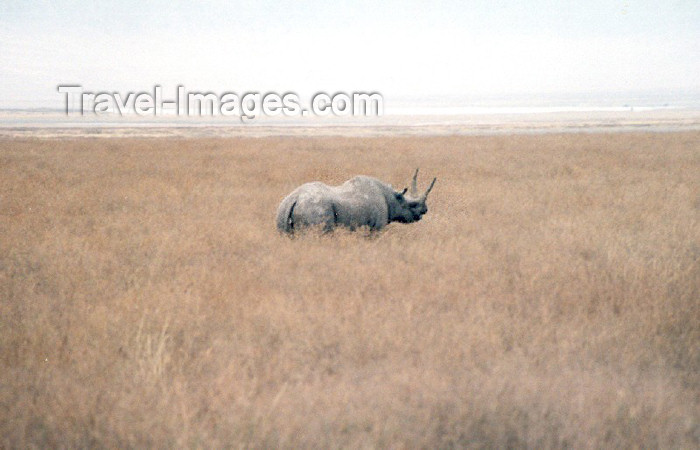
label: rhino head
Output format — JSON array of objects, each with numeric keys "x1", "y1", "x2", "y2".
[{"x1": 391, "y1": 169, "x2": 437, "y2": 224}]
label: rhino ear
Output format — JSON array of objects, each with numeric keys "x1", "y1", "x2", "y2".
[{"x1": 395, "y1": 188, "x2": 408, "y2": 199}]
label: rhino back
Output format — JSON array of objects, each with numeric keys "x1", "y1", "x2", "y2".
[
  {"x1": 281, "y1": 177, "x2": 392, "y2": 231},
  {"x1": 332, "y1": 176, "x2": 390, "y2": 228}
]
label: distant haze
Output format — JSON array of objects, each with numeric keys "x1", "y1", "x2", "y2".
[{"x1": 1, "y1": 0, "x2": 699, "y2": 109}]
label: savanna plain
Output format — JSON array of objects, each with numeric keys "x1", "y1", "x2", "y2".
[{"x1": 1, "y1": 131, "x2": 698, "y2": 448}]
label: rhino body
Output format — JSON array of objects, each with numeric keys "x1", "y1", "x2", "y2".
[{"x1": 276, "y1": 171, "x2": 436, "y2": 234}]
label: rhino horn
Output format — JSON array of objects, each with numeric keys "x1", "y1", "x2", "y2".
[
  {"x1": 410, "y1": 168, "x2": 419, "y2": 196},
  {"x1": 421, "y1": 177, "x2": 437, "y2": 200}
]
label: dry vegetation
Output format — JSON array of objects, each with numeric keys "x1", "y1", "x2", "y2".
[{"x1": 1, "y1": 132, "x2": 698, "y2": 448}]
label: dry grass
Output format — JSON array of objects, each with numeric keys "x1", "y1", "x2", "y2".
[{"x1": 1, "y1": 132, "x2": 698, "y2": 448}]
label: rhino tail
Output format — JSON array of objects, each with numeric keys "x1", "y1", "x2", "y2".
[{"x1": 276, "y1": 195, "x2": 298, "y2": 234}]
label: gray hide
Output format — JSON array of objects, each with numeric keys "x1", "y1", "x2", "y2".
[{"x1": 276, "y1": 169, "x2": 436, "y2": 234}]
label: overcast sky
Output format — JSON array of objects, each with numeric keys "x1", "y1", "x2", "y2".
[{"x1": 1, "y1": 0, "x2": 698, "y2": 108}]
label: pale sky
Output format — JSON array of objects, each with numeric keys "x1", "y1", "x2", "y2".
[{"x1": 1, "y1": 0, "x2": 698, "y2": 108}]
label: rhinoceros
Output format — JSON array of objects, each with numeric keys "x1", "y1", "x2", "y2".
[{"x1": 276, "y1": 169, "x2": 436, "y2": 234}]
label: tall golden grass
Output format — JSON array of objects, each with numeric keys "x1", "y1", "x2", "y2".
[{"x1": 1, "y1": 132, "x2": 698, "y2": 447}]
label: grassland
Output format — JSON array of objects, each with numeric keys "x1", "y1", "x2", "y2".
[{"x1": 1, "y1": 131, "x2": 698, "y2": 447}]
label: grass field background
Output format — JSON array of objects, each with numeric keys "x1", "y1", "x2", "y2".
[{"x1": 1, "y1": 132, "x2": 698, "y2": 447}]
